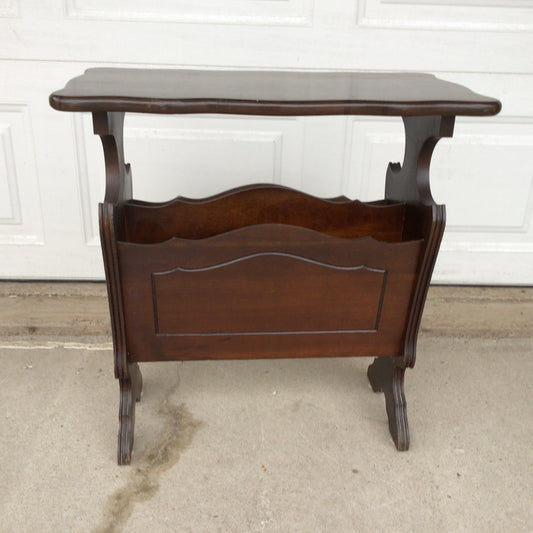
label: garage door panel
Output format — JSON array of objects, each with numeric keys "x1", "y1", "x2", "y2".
[
  {"x1": 0, "y1": 103, "x2": 44, "y2": 245},
  {"x1": 358, "y1": 0, "x2": 533, "y2": 30},
  {"x1": 0, "y1": 3, "x2": 531, "y2": 282}
]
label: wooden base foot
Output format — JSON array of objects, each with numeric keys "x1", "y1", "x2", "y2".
[
  {"x1": 367, "y1": 357, "x2": 409, "y2": 451},
  {"x1": 117, "y1": 363, "x2": 143, "y2": 465}
]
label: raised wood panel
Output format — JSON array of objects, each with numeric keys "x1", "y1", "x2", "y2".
[
  {"x1": 65, "y1": 0, "x2": 314, "y2": 26},
  {"x1": 0, "y1": 104, "x2": 43, "y2": 245},
  {"x1": 358, "y1": 0, "x2": 533, "y2": 30},
  {"x1": 152, "y1": 254, "x2": 386, "y2": 335},
  {"x1": 118, "y1": 223, "x2": 423, "y2": 360}
]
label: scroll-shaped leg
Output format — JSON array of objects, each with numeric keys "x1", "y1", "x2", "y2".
[
  {"x1": 118, "y1": 362, "x2": 143, "y2": 465},
  {"x1": 94, "y1": 111, "x2": 138, "y2": 464},
  {"x1": 367, "y1": 357, "x2": 409, "y2": 451}
]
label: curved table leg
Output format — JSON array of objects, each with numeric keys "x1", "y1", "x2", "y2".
[
  {"x1": 118, "y1": 363, "x2": 143, "y2": 465},
  {"x1": 367, "y1": 357, "x2": 409, "y2": 451}
]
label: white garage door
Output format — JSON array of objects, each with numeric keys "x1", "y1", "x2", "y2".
[{"x1": 1, "y1": 1, "x2": 532, "y2": 284}]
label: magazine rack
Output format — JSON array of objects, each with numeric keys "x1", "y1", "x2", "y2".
[{"x1": 50, "y1": 69, "x2": 500, "y2": 464}]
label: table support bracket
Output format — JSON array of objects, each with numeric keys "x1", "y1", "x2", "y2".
[
  {"x1": 385, "y1": 115, "x2": 454, "y2": 368},
  {"x1": 366, "y1": 115, "x2": 454, "y2": 450}
]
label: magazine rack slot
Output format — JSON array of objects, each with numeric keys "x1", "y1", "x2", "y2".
[{"x1": 119, "y1": 184, "x2": 408, "y2": 243}]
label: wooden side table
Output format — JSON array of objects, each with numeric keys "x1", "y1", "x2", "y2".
[{"x1": 50, "y1": 69, "x2": 500, "y2": 464}]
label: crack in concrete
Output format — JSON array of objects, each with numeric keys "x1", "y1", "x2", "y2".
[{"x1": 92, "y1": 398, "x2": 203, "y2": 533}]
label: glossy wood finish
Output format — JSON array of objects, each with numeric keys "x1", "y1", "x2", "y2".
[
  {"x1": 50, "y1": 68, "x2": 501, "y2": 117},
  {"x1": 118, "y1": 362, "x2": 142, "y2": 465},
  {"x1": 386, "y1": 115, "x2": 454, "y2": 368},
  {"x1": 117, "y1": 219, "x2": 422, "y2": 361},
  {"x1": 120, "y1": 185, "x2": 407, "y2": 242},
  {"x1": 49, "y1": 69, "x2": 500, "y2": 463},
  {"x1": 93, "y1": 111, "x2": 143, "y2": 464},
  {"x1": 367, "y1": 357, "x2": 408, "y2": 451}
]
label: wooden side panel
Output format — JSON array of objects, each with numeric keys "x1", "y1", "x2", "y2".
[
  {"x1": 117, "y1": 224, "x2": 423, "y2": 361},
  {"x1": 152, "y1": 253, "x2": 386, "y2": 335}
]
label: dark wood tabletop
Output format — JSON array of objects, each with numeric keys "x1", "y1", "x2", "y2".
[{"x1": 49, "y1": 68, "x2": 501, "y2": 117}]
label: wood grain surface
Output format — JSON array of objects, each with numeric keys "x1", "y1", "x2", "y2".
[{"x1": 49, "y1": 68, "x2": 501, "y2": 116}]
